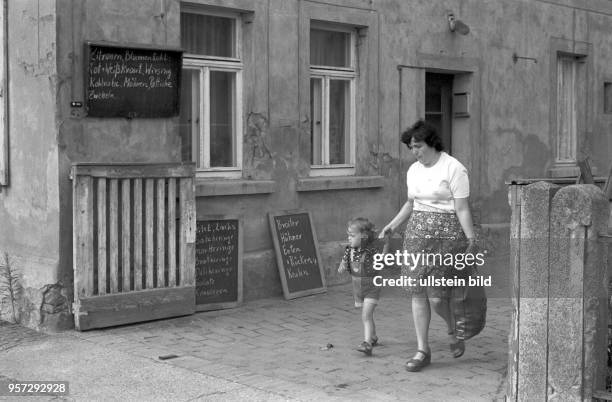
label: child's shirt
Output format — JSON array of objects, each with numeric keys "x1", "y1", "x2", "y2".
[{"x1": 341, "y1": 240, "x2": 383, "y2": 278}]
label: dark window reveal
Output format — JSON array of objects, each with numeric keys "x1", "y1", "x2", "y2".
[
  {"x1": 425, "y1": 73, "x2": 453, "y2": 154},
  {"x1": 605, "y1": 82, "x2": 612, "y2": 114},
  {"x1": 180, "y1": 13, "x2": 235, "y2": 57},
  {"x1": 310, "y1": 29, "x2": 350, "y2": 67}
]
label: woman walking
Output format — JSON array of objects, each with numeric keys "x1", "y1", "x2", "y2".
[{"x1": 380, "y1": 120, "x2": 477, "y2": 372}]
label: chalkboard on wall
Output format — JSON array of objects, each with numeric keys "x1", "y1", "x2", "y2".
[
  {"x1": 268, "y1": 210, "x2": 326, "y2": 299},
  {"x1": 84, "y1": 42, "x2": 182, "y2": 118},
  {"x1": 195, "y1": 216, "x2": 243, "y2": 311}
]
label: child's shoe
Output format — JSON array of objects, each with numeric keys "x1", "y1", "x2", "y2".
[{"x1": 357, "y1": 341, "x2": 373, "y2": 356}]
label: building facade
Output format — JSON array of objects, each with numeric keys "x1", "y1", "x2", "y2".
[{"x1": 1, "y1": 0, "x2": 612, "y2": 330}]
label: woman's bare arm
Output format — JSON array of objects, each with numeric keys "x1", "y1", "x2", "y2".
[
  {"x1": 379, "y1": 199, "x2": 414, "y2": 238},
  {"x1": 454, "y1": 197, "x2": 476, "y2": 243}
]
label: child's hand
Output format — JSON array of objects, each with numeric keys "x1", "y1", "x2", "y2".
[
  {"x1": 378, "y1": 226, "x2": 393, "y2": 239},
  {"x1": 382, "y1": 232, "x2": 391, "y2": 255},
  {"x1": 338, "y1": 261, "x2": 348, "y2": 274}
]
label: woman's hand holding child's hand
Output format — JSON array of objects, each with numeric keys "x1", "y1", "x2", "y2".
[
  {"x1": 338, "y1": 261, "x2": 348, "y2": 274},
  {"x1": 378, "y1": 226, "x2": 393, "y2": 239}
]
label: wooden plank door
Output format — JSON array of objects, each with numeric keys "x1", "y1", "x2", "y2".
[{"x1": 71, "y1": 163, "x2": 196, "y2": 330}]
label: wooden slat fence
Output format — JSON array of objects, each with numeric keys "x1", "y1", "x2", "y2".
[{"x1": 71, "y1": 163, "x2": 196, "y2": 330}]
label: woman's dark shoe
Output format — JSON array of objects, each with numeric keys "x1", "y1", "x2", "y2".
[
  {"x1": 405, "y1": 349, "x2": 431, "y2": 372},
  {"x1": 371, "y1": 336, "x2": 379, "y2": 347},
  {"x1": 357, "y1": 341, "x2": 373, "y2": 356},
  {"x1": 450, "y1": 340, "x2": 465, "y2": 358}
]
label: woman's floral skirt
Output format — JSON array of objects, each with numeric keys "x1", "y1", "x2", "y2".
[{"x1": 401, "y1": 211, "x2": 467, "y2": 295}]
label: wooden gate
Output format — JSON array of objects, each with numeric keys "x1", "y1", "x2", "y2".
[{"x1": 71, "y1": 163, "x2": 196, "y2": 330}]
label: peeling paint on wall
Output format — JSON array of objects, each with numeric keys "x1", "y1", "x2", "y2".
[
  {"x1": 366, "y1": 150, "x2": 395, "y2": 177},
  {"x1": 246, "y1": 112, "x2": 272, "y2": 165},
  {"x1": 17, "y1": 282, "x2": 72, "y2": 332}
]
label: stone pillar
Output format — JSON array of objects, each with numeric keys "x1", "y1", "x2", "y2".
[
  {"x1": 507, "y1": 182, "x2": 560, "y2": 401},
  {"x1": 548, "y1": 185, "x2": 608, "y2": 401},
  {"x1": 507, "y1": 183, "x2": 609, "y2": 401}
]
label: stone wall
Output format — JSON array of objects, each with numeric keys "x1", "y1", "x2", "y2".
[
  {"x1": 0, "y1": 0, "x2": 69, "y2": 330},
  {"x1": 507, "y1": 182, "x2": 609, "y2": 400}
]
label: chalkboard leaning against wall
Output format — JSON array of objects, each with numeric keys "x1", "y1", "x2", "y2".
[
  {"x1": 268, "y1": 210, "x2": 327, "y2": 299},
  {"x1": 195, "y1": 215, "x2": 243, "y2": 311}
]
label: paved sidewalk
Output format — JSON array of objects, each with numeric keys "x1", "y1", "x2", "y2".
[{"x1": 1, "y1": 284, "x2": 511, "y2": 401}]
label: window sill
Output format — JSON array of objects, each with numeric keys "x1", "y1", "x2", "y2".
[
  {"x1": 196, "y1": 179, "x2": 275, "y2": 196},
  {"x1": 296, "y1": 176, "x2": 384, "y2": 192},
  {"x1": 309, "y1": 166, "x2": 355, "y2": 177},
  {"x1": 547, "y1": 165, "x2": 580, "y2": 178}
]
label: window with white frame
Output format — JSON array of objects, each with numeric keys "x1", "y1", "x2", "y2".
[
  {"x1": 309, "y1": 24, "x2": 356, "y2": 175},
  {"x1": 180, "y1": 7, "x2": 243, "y2": 178},
  {"x1": 555, "y1": 54, "x2": 579, "y2": 166}
]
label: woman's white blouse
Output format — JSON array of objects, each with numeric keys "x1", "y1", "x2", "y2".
[{"x1": 406, "y1": 152, "x2": 470, "y2": 213}]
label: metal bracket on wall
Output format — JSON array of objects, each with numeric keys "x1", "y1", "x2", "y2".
[
  {"x1": 512, "y1": 52, "x2": 537, "y2": 64},
  {"x1": 597, "y1": 232, "x2": 612, "y2": 242}
]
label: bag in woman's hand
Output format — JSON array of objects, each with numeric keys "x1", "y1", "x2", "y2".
[{"x1": 452, "y1": 266, "x2": 487, "y2": 341}]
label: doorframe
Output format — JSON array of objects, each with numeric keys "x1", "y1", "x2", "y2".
[{"x1": 398, "y1": 55, "x2": 481, "y2": 221}]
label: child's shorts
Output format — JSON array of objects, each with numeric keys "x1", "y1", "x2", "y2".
[{"x1": 352, "y1": 276, "x2": 381, "y2": 308}]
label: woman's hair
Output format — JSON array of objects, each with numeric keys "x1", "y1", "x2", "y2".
[
  {"x1": 348, "y1": 217, "x2": 376, "y2": 245},
  {"x1": 400, "y1": 119, "x2": 444, "y2": 152}
]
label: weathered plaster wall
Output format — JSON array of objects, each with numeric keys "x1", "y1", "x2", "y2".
[
  {"x1": 191, "y1": 0, "x2": 386, "y2": 300},
  {"x1": 53, "y1": 0, "x2": 185, "y2": 329},
  {"x1": 6, "y1": 0, "x2": 611, "y2": 330},
  {"x1": 372, "y1": 0, "x2": 611, "y2": 301},
  {"x1": 194, "y1": 0, "x2": 612, "y2": 300},
  {"x1": 588, "y1": 10, "x2": 612, "y2": 174},
  {"x1": 0, "y1": 0, "x2": 70, "y2": 330},
  {"x1": 375, "y1": 0, "x2": 612, "y2": 224},
  {"x1": 56, "y1": 0, "x2": 182, "y2": 165}
]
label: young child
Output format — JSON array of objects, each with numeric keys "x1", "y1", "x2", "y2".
[{"x1": 338, "y1": 217, "x2": 383, "y2": 356}]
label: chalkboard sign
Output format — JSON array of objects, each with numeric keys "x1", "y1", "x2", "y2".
[
  {"x1": 195, "y1": 216, "x2": 243, "y2": 311},
  {"x1": 268, "y1": 210, "x2": 326, "y2": 299},
  {"x1": 84, "y1": 42, "x2": 182, "y2": 118}
]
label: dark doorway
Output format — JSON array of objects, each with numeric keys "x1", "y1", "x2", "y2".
[{"x1": 425, "y1": 73, "x2": 453, "y2": 154}]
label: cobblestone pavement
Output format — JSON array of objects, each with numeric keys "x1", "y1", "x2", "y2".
[
  {"x1": 0, "y1": 320, "x2": 48, "y2": 352},
  {"x1": 0, "y1": 320, "x2": 51, "y2": 394},
  {"x1": 1, "y1": 285, "x2": 510, "y2": 401},
  {"x1": 70, "y1": 285, "x2": 510, "y2": 401}
]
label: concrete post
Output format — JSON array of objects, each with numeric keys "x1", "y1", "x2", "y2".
[
  {"x1": 507, "y1": 183, "x2": 609, "y2": 401},
  {"x1": 507, "y1": 183, "x2": 521, "y2": 401},
  {"x1": 548, "y1": 184, "x2": 608, "y2": 401},
  {"x1": 507, "y1": 182, "x2": 560, "y2": 401}
]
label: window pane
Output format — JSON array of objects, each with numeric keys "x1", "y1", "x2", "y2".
[
  {"x1": 210, "y1": 71, "x2": 235, "y2": 167},
  {"x1": 310, "y1": 78, "x2": 323, "y2": 164},
  {"x1": 181, "y1": 13, "x2": 235, "y2": 57},
  {"x1": 556, "y1": 57, "x2": 577, "y2": 163},
  {"x1": 310, "y1": 28, "x2": 350, "y2": 67},
  {"x1": 179, "y1": 69, "x2": 199, "y2": 165},
  {"x1": 329, "y1": 79, "x2": 350, "y2": 164}
]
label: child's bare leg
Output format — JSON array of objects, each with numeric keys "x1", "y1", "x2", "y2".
[{"x1": 362, "y1": 299, "x2": 377, "y2": 343}]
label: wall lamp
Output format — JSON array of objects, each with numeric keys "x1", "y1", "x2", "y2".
[{"x1": 448, "y1": 13, "x2": 470, "y2": 35}]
